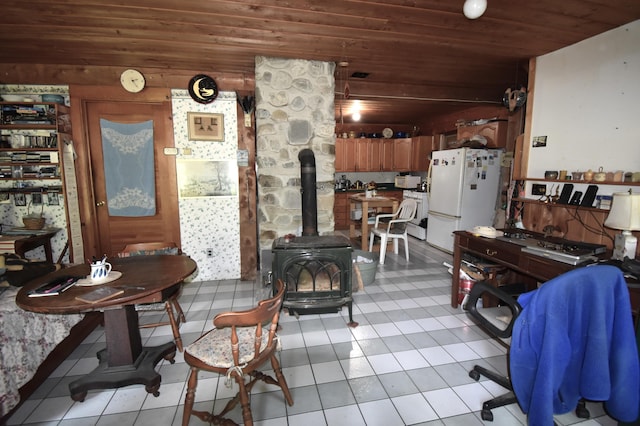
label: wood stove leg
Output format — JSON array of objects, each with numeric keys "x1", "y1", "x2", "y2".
[{"x1": 346, "y1": 302, "x2": 359, "y2": 328}]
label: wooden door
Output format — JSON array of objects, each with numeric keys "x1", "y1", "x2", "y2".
[{"x1": 71, "y1": 88, "x2": 180, "y2": 258}]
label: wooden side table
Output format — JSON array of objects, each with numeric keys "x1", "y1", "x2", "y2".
[
  {"x1": 348, "y1": 194, "x2": 398, "y2": 250},
  {"x1": 16, "y1": 255, "x2": 197, "y2": 402}
]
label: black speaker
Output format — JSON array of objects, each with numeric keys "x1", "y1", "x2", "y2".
[
  {"x1": 557, "y1": 184, "x2": 574, "y2": 205},
  {"x1": 569, "y1": 191, "x2": 583, "y2": 205},
  {"x1": 580, "y1": 185, "x2": 598, "y2": 207}
]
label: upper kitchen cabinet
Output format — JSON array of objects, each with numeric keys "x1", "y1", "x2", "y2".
[
  {"x1": 411, "y1": 136, "x2": 436, "y2": 171},
  {"x1": 336, "y1": 137, "x2": 391, "y2": 172},
  {"x1": 369, "y1": 138, "x2": 395, "y2": 172},
  {"x1": 457, "y1": 120, "x2": 507, "y2": 148},
  {"x1": 336, "y1": 138, "x2": 369, "y2": 172},
  {"x1": 336, "y1": 136, "x2": 429, "y2": 172},
  {"x1": 392, "y1": 138, "x2": 413, "y2": 172}
]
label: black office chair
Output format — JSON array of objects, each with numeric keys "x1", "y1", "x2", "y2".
[
  {"x1": 464, "y1": 265, "x2": 639, "y2": 424},
  {"x1": 464, "y1": 281, "x2": 523, "y2": 421}
]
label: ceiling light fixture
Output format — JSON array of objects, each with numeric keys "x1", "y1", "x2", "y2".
[
  {"x1": 352, "y1": 111, "x2": 361, "y2": 121},
  {"x1": 463, "y1": 0, "x2": 487, "y2": 19}
]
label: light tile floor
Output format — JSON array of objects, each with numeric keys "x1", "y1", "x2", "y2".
[{"x1": 6, "y1": 236, "x2": 620, "y2": 425}]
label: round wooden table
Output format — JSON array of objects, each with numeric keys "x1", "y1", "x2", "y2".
[{"x1": 16, "y1": 255, "x2": 198, "y2": 402}]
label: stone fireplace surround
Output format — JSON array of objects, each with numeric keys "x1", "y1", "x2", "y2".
[{"x1": 255, "y1": 56, "x2": 336, "y2": 253}]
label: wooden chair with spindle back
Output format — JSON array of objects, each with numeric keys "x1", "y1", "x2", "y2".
[
  {"x1": 182, "y1": 279, "x2": 293, "y2": 426},
  {"x1": 118, "y1": 242, "x2": 187, "y2": 351}
]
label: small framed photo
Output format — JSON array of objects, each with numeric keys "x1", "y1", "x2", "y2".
[
  {"x1": 47, "y1": 191, "x2": 60, "y2": 206},
  {"x1": 0, "y1": 192, "x2": 10, "y2": 204},
  {"x1": 187, "y1": 112, "x2": 224, "y2": 141},
  {"x1": 31, "y1": 192, "x2": 43, "y2": 205},
  {"x1": 14, "y1": 193, "x2": 26, "y2": 206}
]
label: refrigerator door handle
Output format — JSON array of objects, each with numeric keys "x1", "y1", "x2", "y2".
[
  {"x1": 426, "y1": 159, "x2": 433, "y2": 197},
  {"x1": 429, "y1": 210, "x2": 461, "y2": 220}
]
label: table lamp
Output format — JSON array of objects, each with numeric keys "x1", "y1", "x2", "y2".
[{"x1": 604, "y1": 191, "x2": 640, "y2": 260}]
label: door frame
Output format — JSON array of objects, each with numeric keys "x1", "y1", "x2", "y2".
[{"x1": 69, "y1": 86, "x2": 176, "y2": 260}]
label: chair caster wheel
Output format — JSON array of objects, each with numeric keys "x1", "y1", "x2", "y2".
[
  {"x1": 575, "y1": 401, "x2": 590, "y2": 419},
  {"x1": 469, "y1": 370, "x2": 481, "y2": 381},
  {"x1": 481, "y1": 409, "x2": 494, "y2": 421}
]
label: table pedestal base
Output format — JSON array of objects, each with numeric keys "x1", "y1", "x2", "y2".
[{"x1": 69, "y1": 342, "x2": 176, "y2": 402}]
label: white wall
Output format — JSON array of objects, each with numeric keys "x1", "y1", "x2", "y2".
[
  {"x1": 527, "y1": 19, "x2": 640, "y2": 197},
  {"x1": 171, "y1": 90, "x2": 241, "y2": 280}
]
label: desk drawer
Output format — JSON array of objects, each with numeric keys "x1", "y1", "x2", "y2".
[
  {"x1": 467, "y1": 238, "x2": 519, "y2": 266},
  {"x1": 520, "y1": 254, "x2": 573, "y2": 281}
]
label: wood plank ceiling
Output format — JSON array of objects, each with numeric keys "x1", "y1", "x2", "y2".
[{"x1": 0, "y1": 0, "x2": 639, "y2": 125}]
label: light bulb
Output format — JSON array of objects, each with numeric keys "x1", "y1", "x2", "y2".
[
  {"x1": 352, "y1": 111, "x2": 361, "y2": 121},
  {"x1": 463, "y1": 0, "x2": 487, "y2": 19}
]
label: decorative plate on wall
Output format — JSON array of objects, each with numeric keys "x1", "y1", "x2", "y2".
[{"x1": 188, "y1": 74, "x2": 219, "y2": 104}]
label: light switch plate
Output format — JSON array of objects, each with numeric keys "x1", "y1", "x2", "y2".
[{"x1": 163, "y1": 147, "x2": 178, "y2": 155}]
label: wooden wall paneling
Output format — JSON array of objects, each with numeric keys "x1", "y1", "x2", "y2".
[
  {"x1": 519, "y1": 202, "x2": 624, "y2": 251},
  {"x1": 237, "y1": 99, "x2": 258, "y2": 281}
]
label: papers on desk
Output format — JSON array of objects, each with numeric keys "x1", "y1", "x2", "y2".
[{"x1": 28, "y1": 275, "x2": 81, "y2": 297}]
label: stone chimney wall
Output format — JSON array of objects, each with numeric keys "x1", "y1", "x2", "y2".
[{"x1": 255, "y1": 57, "x2": 336, "y2": 251}]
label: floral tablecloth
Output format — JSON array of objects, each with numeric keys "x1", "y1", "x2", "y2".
[{"x1": 0, "y1": 286, "x2": 84, "y2": 416}]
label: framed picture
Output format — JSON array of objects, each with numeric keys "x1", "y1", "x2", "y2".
[
  {"x1": 47, "y1": 191, "x2": 60, "y2": 206},
  {"x1": 14, "y1": 193, "x2": 26, "y2": 206},
  {"x1": 187, "y1": 112, "x2": 224, "y2": 141},
  {"x1": 176, "y1": 159, "x2": 238, "y2": 198},
  {"x1": 0, "y1": 192, "x2": 10, "y2": 204},
  {"x1": 31, "y1": 192, "x2": 43, "y2": 205}
]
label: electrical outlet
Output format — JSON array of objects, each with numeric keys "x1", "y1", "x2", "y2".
[{"x1": 206, "y1": 248, "x2": 213, "y2": 257}]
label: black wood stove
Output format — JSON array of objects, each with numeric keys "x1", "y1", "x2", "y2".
[{"x1": 271, "y1": 149, "x2": 357, "y2": 327}]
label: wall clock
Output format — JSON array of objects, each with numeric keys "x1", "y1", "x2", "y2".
[
  {"x1": 120, "y1": 69, "x2": 146, "y2": 93},
  {"x1": 188, "y1": 74, "x2": 219, "y2": 104}
]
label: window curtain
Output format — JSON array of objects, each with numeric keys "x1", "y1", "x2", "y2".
[{"x1": 99, "y1": 119, "x2": 156, "y2": 216}]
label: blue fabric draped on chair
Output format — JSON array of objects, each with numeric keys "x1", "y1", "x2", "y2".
[{"x1": 99, "y1": 119, "x2": 156, "y2": 217}]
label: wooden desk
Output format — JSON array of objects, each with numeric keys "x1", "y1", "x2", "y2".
[
  {"x1": 452, "y1": 231, "x2": 577, "y2": 308},
  {"x1": 0, "y1": 228, "x2": 60, "y2": 262},
  {"x1": 453, "y1": 230, "x2": 640, "y2": 326},
  {"x1": 16, "y1": 255, "x2": 197, "y2": 402},
  {"x1": 349, "y1": 194, "x2": 399, "y2": 250}
]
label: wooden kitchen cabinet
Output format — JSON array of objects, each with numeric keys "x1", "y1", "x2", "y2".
[
  {"x1": 334, "y1": 192, "x2": 350, "y2": 229},
  {"x1": 368, "y1": 139, "x2": 394, "y2": 171},
  {"x1": 393, "y1": 138, "x2": 412, "y2": 171},
  {"x1": 411, "y1": 136, "x2": 435, "y2": 171},
  {"x1": 354, "y1": 138, "x2": 369, "y2": 171},
  {"x1": 382, "y1": 139, "x2": 395, "y2": 171},
  {"x1": 335, "y1": 138, "x2": 347, "y2": 172},
  {"x1": 335, "y1": 138, "x2": 369, "y2": 172},
  {"x1": 457, "y1": 121, "x2": 507, "y2": 148}
]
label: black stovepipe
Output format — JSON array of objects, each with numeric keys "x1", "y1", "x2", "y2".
[{"x1": 298, "y1": 149, "x2": 318, "y2": 236}]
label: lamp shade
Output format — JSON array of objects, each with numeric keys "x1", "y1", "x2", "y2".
[{"x1": 604, "y1": 192, "x2": 640, "y2": 231}]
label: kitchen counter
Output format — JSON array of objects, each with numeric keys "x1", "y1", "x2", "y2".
[{"x1": 335, "y1": 184, "x2": 402, "y2": 192}]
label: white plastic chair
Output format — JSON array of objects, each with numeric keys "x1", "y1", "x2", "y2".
[{"x1": 368, "y1": 199, "x2": 417, "y2": 264}]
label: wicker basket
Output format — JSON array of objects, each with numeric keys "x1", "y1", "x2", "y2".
[
  {"x1": 23, "y1": 202, "x2": 45, "y2": 230},
  {"x1": 23, "y1": 216, "x2": 46, "y2": 230}
]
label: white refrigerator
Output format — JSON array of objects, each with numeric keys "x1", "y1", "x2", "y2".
[{"x1": 426, "y1": 148, "x2": 503, "y2": 253}]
